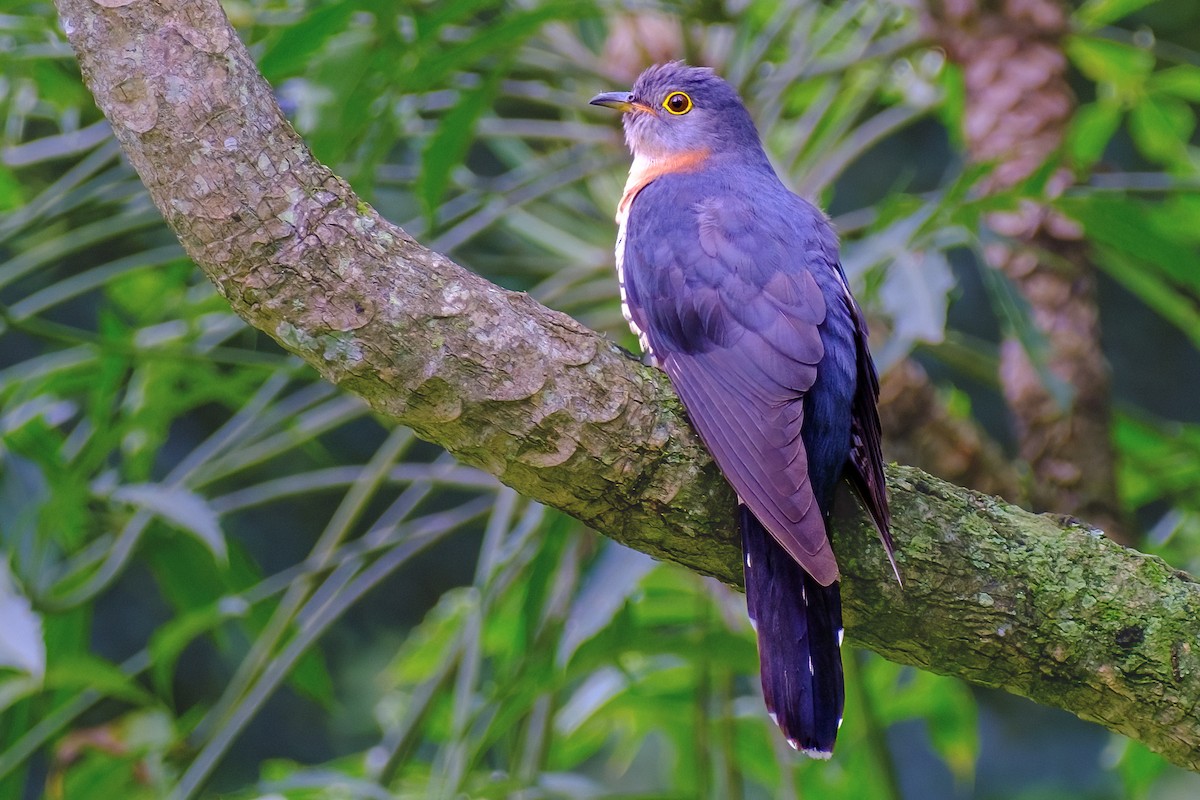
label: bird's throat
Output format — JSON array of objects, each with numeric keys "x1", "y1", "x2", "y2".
[{"x1": 616, "y1": 149, "x2": 711, "y2": 224}]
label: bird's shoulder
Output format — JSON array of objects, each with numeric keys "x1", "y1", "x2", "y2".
[
  {"x1": 628, "y1": 167, "x2": 839, "y2": 267},
  {"x1": 622, "y1": 169, "x2": 842, "y2": 382},
  {"x1": 623, "y1": 168, "x2": 843, "y2": 330}
]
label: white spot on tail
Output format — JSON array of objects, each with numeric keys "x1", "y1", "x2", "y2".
[
  {"x1": 768, "y1": 711, "x2": 778, "y2": 725},
  {"x1": 837, "y1": 716, "x2": 844, "y2": 730},
  {"x1": 745, "y1": 552, "x2": 752, "y2": 569},
  {"x1": 802, "y1": 746, "x2": 833, "y2": 760},
  {"x1": 837, "y1": 628, "x2": 844, "y2": 647}
]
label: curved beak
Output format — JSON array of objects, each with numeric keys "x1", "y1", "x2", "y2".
[{"x1": 589, "y1": 92, "x2": 653, "y2": 114}]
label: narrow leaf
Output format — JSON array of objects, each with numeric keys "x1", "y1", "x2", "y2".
[
  {"x1": 0, "y1": 562, "x2": 45, "y2": 680},
  {"x1": 107, "y1": 484, "x2": 227, "y2": 563},
  {"x1": 1148, "y1": 64, "x2": 1200, "y2": 102},
  {"x1": 147, "y1": 599, "x2": 243, "y2": 699},
  {"x1": 419, "y1": 68, "x2": 507, "y2": 221},
  {"x1": 877, "y1": 247, "x2": 955, "y2": 370},
  {"x1": 258, "y1": 0, "x2": 358, "y2": 80},
  {"x1": 1129, "y1": 95, "x2": 1194, "y2": 164},
  {"x1": 44, "y1": 655, "x2": 150, "y2": 704},
  {"x1": 1067, "y1": 36, "x2": 1153, "y2": 96},
  {"x1": 1066, "y1": 100, "x2": 1122, "y2": 169},
  {"x1": 557, "y1": 544, "x2": 655, "y2": 666},
  {"x1": 977, "y1": 261, "x2": 1074, "y2": 411},
  {"x1": 1076, "y1": 0, "x2": 1162, "y2": 29}
]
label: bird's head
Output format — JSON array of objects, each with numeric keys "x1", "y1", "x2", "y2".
[{"x1": 590, "y1": 63, "x2": 767, "y2": 164}]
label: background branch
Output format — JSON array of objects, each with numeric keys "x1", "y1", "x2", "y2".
[{"x1": 54, "y1": 0, "x2": 1200, "y2": 773}]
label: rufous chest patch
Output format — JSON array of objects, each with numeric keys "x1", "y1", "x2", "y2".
[{"x1": 615, "y1": 149, "x2": 711, "y2": 224}]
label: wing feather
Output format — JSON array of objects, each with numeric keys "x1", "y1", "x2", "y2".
[
  {"x1": 667, "y1": 357, "x2": 825, "y2": 558},
  {"x1": 624, "y1": 177, "x2": 843, "y2": 585},
  {"x1": 842, "y1": 291, "x2": 899, "y2": 582}
]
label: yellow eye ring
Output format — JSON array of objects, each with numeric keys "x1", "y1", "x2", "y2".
[{"x1": 662, "y1": 91, "x2": 693, "y2": 115}]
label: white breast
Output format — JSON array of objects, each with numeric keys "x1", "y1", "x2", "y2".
[{"x1": 614, "y1": 199, "x2": 655, "y2": 364}]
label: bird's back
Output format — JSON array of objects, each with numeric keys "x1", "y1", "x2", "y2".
[{"x1": 621, "y1": 164, "x2": 858, "y2": 536}]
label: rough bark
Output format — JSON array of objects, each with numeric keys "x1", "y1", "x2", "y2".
[
  {"x1": 925, "y1": 0, "x2": 1130, "y2": 542},
  {"x1": 55, "y1": 0, "x2": 1200, "y2": 771},
  {"x1": 839, "y1": 469, "x2": 1200, "y2": 772}
]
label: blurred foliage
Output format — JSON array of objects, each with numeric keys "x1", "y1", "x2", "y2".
[{"x1": 2, "y1": 0, "x2": 1200, "y2": 798}]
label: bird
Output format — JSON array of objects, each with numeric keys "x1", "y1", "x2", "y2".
[{"x1": 590, "y1": 62, "x2": 896, "y2": 758}]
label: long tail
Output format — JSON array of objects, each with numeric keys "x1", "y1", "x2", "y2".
[{"x1": 740, "y1": 504, "x2": 844, "y2": 758}]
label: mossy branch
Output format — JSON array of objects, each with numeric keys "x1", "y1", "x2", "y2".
[{"x1": 55, "y1": 0, "x2": 1200, "y2": 772}]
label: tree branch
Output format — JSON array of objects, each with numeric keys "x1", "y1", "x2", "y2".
[{"x1": 56, "y1": 0, "x2": 1200, "y2": 772}]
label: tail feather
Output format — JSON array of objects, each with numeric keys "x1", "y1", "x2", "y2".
[{"x1": 741, "y1": 505, "x2": 844, "y2": 757}]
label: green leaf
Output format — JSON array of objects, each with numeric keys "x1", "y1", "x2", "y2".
[
  {"x1": 400, "y1": 4, "x2": 590, "y2": 93},
  {"x1": 1060, "y1": 196, "x2": 1200, "y2": 349},
  {"x1": 388, "y1": 588, "x2": 474, "y2": 685},
  {"x1": 1066, "y1": 100, "x2": 1122, "y2": 169},
  {"x1": 1090, "y1": 246, "x2": 1200, "y2": 350},
  {"x1": 290, "y1": 648, "x2": 335, "y2": 708},
  {"x1": 557, "y1": 544, "x2": 655, "y2": 666},
  {"x1": 419, "y1": 68, "x2": 508, "y2": 220},
  {"x1": 1067, "y1": 36, "x2": 1154, "y2": 96},
  {"x1": 148, "y1": 600, "x2": 242, "y2": 699},
  {"x1": 1114, "y1": 739, "x2": 1171, "y2": 799},
  {"x1": 1129, "y1": 95, "x2": 1195, "y2": 164},
  {"x1": 1062, "y1": 196, "x2": 1200, "y2": 288},
  {"x1": 1159, "y1": 193, "x2": 1200, "y2": 244},
  {"x1": 257, "y1": 0, "x2": 358, "y2": 81},
  {"x1": 412, "y1": 0, "x2": 507, "y2": 44},
  {"x1": 936, "y1": 62, "x2": 967, "y2": 151},
  {"x1": 0, "y1": 167, "x2": 23, "y2": 212},
  {"x1": 302, "y1": 27, "x2": 379, "y2": 166},
  {"x1": 1076, "y1": 0, "x2": 1163, "y2": 29},
  {"x1": 143, "y1": 533, "x2": 256, "y2": 617},
  {"x1": 41, "y1": 607, "x2": 90, "y2": 666},
  {"x1": 44, "y1": 655, "x2": 151, "y2": 704},
  {"x1": 1148, "y1": 64, "x2": 1200, "y2": 102},
  {"x1": 0, "y1": 674, "x2": 41, "y2": 716},
  {"x1": 57, "y1": 752, "x2": 157, "y2": 800}
]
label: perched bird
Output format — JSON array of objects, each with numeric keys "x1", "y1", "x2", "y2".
[{"x1": 591, "y1": 63, "x2": 896, "y2": 758}]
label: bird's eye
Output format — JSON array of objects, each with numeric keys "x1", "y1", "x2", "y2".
[{"x1": 662, "y1": 91, "x2": 693, "y2": 115}]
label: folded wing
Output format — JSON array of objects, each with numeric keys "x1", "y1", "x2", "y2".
[{"x1": 622, "y1": 180, "x2": 841, "y2": 584}]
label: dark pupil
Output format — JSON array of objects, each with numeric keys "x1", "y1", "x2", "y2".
[{"x1": 669, "y1": 94, "x2": 686, "y2": 111}]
